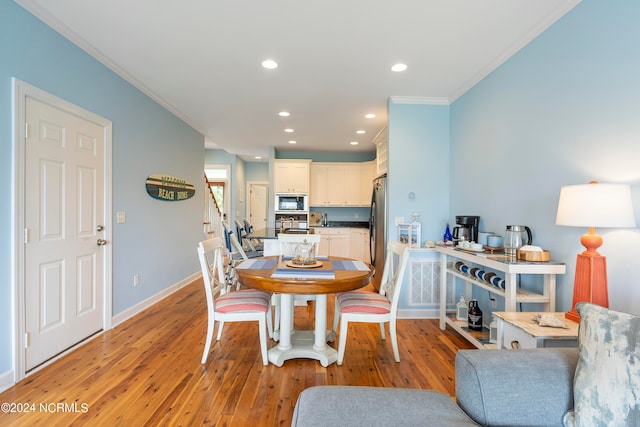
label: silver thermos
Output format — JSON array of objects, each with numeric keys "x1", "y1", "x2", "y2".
[{"x1": 321, "y1": 213, "x2": 328, "y2": 227}]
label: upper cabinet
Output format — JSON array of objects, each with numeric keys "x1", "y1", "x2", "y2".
[
  {"x1": 372, "y1": 127, "x2": 388, "y2": 177},
  {"x1": 358, "y1": 161, "x2": 375, "y2": 205},
  {"x1": 274, "y1": 159, "x2": 311, "y2": 193},
  {"x1": 310, "y1": 161, "x2": 374, "y2": 207}
]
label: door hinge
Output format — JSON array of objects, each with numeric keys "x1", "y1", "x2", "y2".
[
  {"x1": 24, "y1": 332, "x2": 30, "y2": 348},
  {"x1": 25, "y1": 122, "x2": 29, "y2": 139},
  {"x1": 24, "y1": 228, "x2": 29, "y2": 244}
]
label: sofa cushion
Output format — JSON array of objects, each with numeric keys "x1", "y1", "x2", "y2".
[
  {"x1": 291, "y1": 386, "x2": 480, "y2": 426},
  {"x1": 456, "y1": 348, "x2": 578, "y2": 427},
  {"x1": 563, "y1": 303, "x2": 640, "y2": 427}
]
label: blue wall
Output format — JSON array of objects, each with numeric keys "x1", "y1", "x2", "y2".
[
  {"x1": 0, "y1": 2, "x2": 204, "y2": 373},
  {"x1": 388, "y1": 101, "x2": 450, "y2": 244},
  {"x1": 449, "y1": 0, "x2": 640, "y2": 315}
]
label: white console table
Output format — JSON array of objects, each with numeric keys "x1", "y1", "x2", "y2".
[{"x1": 436, "y1": 246, "x2": 566, "y2": 348}]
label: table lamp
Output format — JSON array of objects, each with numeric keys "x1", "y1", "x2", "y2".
[{"x1": 555, "y1": 182, "x2": 636, "y2": 322}]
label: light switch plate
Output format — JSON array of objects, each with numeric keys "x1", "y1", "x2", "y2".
[{"x1": 394, "y1": 216, "x2": 405, "y2": 226}]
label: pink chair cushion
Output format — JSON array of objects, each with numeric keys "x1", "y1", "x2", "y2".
[
  {"x1": 215, "y1": 289, "x2": 270, "y2": 313},
  {"x1": 337, "y1": 291, "x2": 390, "y2": 314}
]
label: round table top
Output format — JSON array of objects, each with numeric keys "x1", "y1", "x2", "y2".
[{"x1": 235, "y1": 256, "x2": 374, "y2": 294}]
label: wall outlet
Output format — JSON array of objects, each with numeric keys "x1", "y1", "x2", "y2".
[
  {"x1": 134, "y1": 274, "x2": 140, "y2": 287},
  {"x1": 117, "y1": 211, "x2": 126, "y2": 224}
]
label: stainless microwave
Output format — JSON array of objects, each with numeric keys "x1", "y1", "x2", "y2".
[{"x1": 275, "y1": 194, "x2": 308, "y2": 213}]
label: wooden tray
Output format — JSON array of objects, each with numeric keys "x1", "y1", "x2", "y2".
[
  {"x1": 516, "y1": 249, "x2": 550, "y2": 262},
  {"x1": 483, "y1": 245, "x2": 504, "y2": 253},
  {"x1": 285, "y1": 260, "x2": 323, "y2": 268}
]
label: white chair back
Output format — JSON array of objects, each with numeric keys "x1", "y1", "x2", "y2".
[
  {"x1": 379, "y1": 240, "x2": 410, "y2": 313},
  {"x1": 277, "y1": 233, "x2": 321, "y2": 257},
  {"x1": 198, "y1": 237, "x2": 227, "y2": 304}
]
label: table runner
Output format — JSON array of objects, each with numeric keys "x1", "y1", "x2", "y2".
[
  {"x1": 331, "y1": 260, "x2": 369, "y2": 271},
  {"x1": 237, "y1": 258, "x2": 278, "y2": 270}
]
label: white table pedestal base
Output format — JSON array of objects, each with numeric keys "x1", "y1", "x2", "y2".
[
  {"x1": 267, "y1": 330, "x2": 338, "y2": 367},
  {"x1": 269, "y1": 293, "x2": 337, "y2": 367}
]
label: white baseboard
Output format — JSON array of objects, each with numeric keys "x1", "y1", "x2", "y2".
[
  {"x1": 111, "y1": 272, "x2": 201, "y2": 328},
  {"x1": 397, "y1": 308, "x2": 441, "y2": 319},
  {"x1": 0, "y1": 369, "x2": 15, "y2": 393}
]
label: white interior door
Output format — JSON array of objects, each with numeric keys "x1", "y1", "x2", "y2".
[
  {"x1": 24, "y1": 97, "x2": 106, "y2": 371},
  {"x1": 249, "y1": 183, "x2": 268, "y2": 229}
]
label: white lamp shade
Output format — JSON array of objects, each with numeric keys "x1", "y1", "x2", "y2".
[{"x1": 556, "y1": 183, "x2": 636, "y2": 228}]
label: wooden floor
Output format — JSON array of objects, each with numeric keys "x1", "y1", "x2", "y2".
[{"x1": 0, "y1": 280, "x2": 474, "y2": 426}]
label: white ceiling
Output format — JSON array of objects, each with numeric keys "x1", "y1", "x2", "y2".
[{"x1": 17, "y1": 0, "x2": 580, "y2": 161}]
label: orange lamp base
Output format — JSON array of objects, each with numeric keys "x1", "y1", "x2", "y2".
[{"x1": 565, "y1": 252, "x2": 609, "y2": 323}]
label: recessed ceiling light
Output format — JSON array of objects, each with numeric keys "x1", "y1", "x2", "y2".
[
  {"x1": 255, "y1": 156, "x2": 262, "y2": 160},
  {"x1": 356, "y1": 130, "x2": 366, "y2": 134},
  {"x1": 262, "y1": 59, "x2": 278, "y2": 69},
  {"x1": 365, "y1": 113, "x2": 376, "y2": 119},
  {"x1": 350, "y1": 141, "x2": 359, "y2": 146},
  {"x1": 284, "y1": 128, "x2": 294, "y2": 133},
  {"x1": 288, "y1": 140, "x2": 297, "y2": 144},
  {"x1": 391, "y1": 63, "x2": 408, "y2": 72},
  {"x1": 279, "y1": 111, "x2": 290, "y2": 117}
]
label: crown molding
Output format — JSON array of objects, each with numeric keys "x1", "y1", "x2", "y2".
[{"x1": 390, "y1": 96, "x2": 450, "y2": 106}]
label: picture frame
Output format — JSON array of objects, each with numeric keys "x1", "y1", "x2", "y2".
[
  {"x1": 397, "y1": 223, "x2": 410, "y2": 244},
  {"x1": 409, "y1": 222, "x2": 421, "y2": 248}
]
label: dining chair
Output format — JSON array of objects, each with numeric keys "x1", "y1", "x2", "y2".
[
  {"x1": 198, "y1": 237, "x2": 273, "y2": 365},
  {"x1": 234, "y1": 218, "x2": 259, "y2": 251},
  {"x1": 222, "y1": 221, "x2": 261, "y2": 290},
  {"x1": 243, "y1": 218, "x2": 264, "y2": 251},
  {"x1": 332, "y1": 240, "x2": 409, "y2": 365}
]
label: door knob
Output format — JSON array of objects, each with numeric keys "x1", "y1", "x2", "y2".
[
  {"x1": 97, "y1": 239, "x2": 108, "y2": 246},
  {"x1": 96, "y1": 225, "x2": 104, "y2": 231}
]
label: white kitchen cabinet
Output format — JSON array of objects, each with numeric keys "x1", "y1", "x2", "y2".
[
  {"x1": 343, "y1": 167, "x2": 360, "y2": 205},
  {"x1": 274, "y1": 159, "x2": 310, "y2": 193},
  {"x1": 358, "y1": 161, "x2": 375, "y2": 205},
  {"x1": 372, "y1": 127, "x2": 388, "y2": 177},
  {"x1": 310, "y1": 162, "x2": 371, "y2": 207},
  {"x1": 349, "y1": 228, "x2": 370, "y2": 262},
  {"x1": 315, "y1": 228, "x2": 351, "y2": 258},
  {"x1": 309, "y1": 164, "x2": 329, "y2": 206},
  {"x1": 310, "y1": 163, "x2": 345, "y2": 206}
]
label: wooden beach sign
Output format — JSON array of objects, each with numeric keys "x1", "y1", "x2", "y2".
[{"x1": 146, "y1": 174, "x2": 195, "y2": 201}]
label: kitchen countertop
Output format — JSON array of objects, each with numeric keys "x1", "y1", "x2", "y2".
[{"x1": 311, "y1": 221, "x2": 369, "y2": 229}]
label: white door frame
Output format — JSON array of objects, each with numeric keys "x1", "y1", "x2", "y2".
[{"x1": 12, "y1": 79, "x2": 113, "y2": 382}]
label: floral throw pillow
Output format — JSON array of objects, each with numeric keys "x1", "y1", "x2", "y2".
[{"x1": 563, "y1": 302, "x2": 640, "y2": 426}]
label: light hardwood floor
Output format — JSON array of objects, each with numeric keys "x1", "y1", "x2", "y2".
[{"x1": 0, "y1": 280, "x2": 474, "y2": 426}]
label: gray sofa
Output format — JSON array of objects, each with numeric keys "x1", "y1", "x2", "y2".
[
  {"x1": 291, "y1": 348, "x2": 579, "y2": 427},
  {"x1": 292, "y1": 303, "x2": 640, "y2": 426}
]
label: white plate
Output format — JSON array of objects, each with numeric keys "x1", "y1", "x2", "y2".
[{"x1": 457, "y1": 247, "x2": 485, "y2": 253}]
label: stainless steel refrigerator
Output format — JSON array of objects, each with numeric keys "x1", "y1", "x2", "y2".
[{"x1": 369, "y1": 174, "x2": 387, "y2": 291}]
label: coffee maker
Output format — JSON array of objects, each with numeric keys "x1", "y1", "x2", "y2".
[{"x1": 452, "y1": 215, "x2": 480, "y2": 242}]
